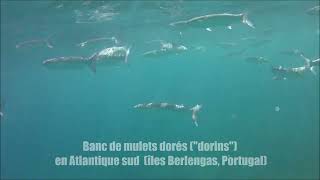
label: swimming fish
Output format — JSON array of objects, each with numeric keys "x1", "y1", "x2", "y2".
[
  {"x1": 43, "y1": 46, "x2": 130, "y2": 72},
  {"x1": 143, "y1": 41, "x2": 187, "y2": 57},
  {"x1": 245, "y1": 56, "x2": 269, "y2": 64},
  {"x1": 307, "y1": 6, "x2": 320, "y2": 15},
  {"x1": 134, "y1": 102, "x2": 202, "y2": 127},
  {"x1": 170, "y1": 13, "x2": 255, "y2": 30},
  {"x1": 272, "y1": 54, "x2": 319, "y2": 79}
]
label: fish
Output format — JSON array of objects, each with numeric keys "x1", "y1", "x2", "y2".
[
  {"x1": 16, "y1": 39, "x2": 53, "y2": 49},
  {"x1": 134, "y1": 103, "x2": 202, "y2": 127},
  {"x1": 0, "y1": 103, "x2": 3, "y2": 119},
  {"x1": 271, "y1": 54, "x2": 319, "y2": 79},
  {"x1": 170, "y1": 13, "x2": 255, "y2": 30},
  {"x1": 88, "y1": 46, "x2": 131, "y2": 72},
  {"x1": 43, "y1": 46, "x2": 130, "y2": 73},
  {"x1": 307, "y1": 6, "x2": 320, "y2": 15},
  {"x1": 77, "y1": 36, "x2": 118, "y2": 47},
  {"x1": 143, "y1": 41, "x2": 187, "y2": 57},
  {"x1": 245, "y1": 56, "x2": 269, "y2": 64},
  {"x1": 279, "y1": 49, "x2": 302, "y2": 56},
  {"x1": 16, "y1": 34, "x2": 55, "y2": 49},
  {"x1": 190, "y1": 104, "x2": 202, "y2": 127}
]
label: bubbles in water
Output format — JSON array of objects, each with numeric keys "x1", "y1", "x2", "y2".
[{"x1": 275, "y1": 106, "x2": 280, "y2": 112}]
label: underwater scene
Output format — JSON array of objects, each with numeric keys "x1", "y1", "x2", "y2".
[{"x1": 1, "y1": 0, "x2": 319, "y2": 179}]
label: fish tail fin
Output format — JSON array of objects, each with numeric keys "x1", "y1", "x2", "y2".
[
  {"x1": 194, "y1": 120, "x2": 198, "y2": 127},
  {"x1": 125, "y1": 46, "x2": 131, "y2": 63},
  {"x1": 242, "y1": 13, "x2": 255, "y2": 28},
  {"x1": 45, "y1": 40, "x2": 53, "y2": 48},
  {"x1": 299, "y1": 53, "x2": 312, "y2": 67},
  {"x1": 0, "y1": 101, "x2": 3, "y2": 118},
  {"x1": 170, "y1": 20, "x2": 187, "y2": 27},
  {"x1": 191, "y1": 111, "x2": 199, "y2": 127},
  {"x1": 169, "y1": 22, "x2": 178, "y2": 26},
  {"x1": 310, "y1": 66, "x2": 317, "y2": 75},
  {"x1": 42, "y1": 59, "x2": 50, "y2": 65},
  {"x1": 45, "y1": 33, "x2": 56, "y2": 48},
  {"x1": 190, "y1": 104, "x2": 202, "y2": 127}
]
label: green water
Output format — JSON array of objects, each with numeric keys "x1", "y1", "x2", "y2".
[{"x1": 1, "y1": 1, "x2": 319, "y2": 179}]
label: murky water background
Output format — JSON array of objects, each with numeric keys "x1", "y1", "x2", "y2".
[{"x1": 1, "y1": 1, "x2": 319, "y2": 179}]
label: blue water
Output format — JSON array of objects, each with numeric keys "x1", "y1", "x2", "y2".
[{"x1": 1, "y1": 1, "x2": 319, "y2": 179}]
